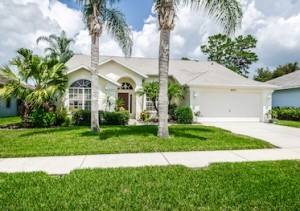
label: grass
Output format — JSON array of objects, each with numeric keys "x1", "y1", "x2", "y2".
[
  {"x1": 0, "y1": 116, "x2": 21, "y2": 126},
  {"x1": 275, "y1": 120, "x2": 300, "y2": 128},
  {"x1": 0, "y1": 125, "x2": 273, "y2": 157},
  {"x1": 0, "y1": 161, "x2": 299, "y2": 210}
]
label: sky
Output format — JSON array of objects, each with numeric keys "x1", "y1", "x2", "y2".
[{"x1": 1, "y1": 0, "x2": 300, "y2": 78}]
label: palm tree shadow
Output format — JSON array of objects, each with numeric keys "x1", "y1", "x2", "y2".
[{"x1": 79, "y1": 125, "x2": 213, "y2": 141}]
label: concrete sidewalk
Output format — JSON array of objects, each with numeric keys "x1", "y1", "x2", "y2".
[{"x1": 1, "y1": 148, "x2": 300, "y2": 175}]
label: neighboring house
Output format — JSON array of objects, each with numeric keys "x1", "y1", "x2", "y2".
[
  {"x1": 266, "y1": 70, "x2": 300, "y2": 108},
  {"x1": 0, "y1": 77, "x2": 18, "y2": 117},
  {"x1": 65, "y1": 54, "x2": 276, "y2": 122}
]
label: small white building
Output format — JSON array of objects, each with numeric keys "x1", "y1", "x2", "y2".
[{"x1": 65, "y1": 54, "x2": 276, "y2": 122}]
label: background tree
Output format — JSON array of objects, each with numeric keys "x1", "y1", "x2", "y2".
[
  {"x1": 201, "y1": 34, "x2": 258, "y2": 77},
  {"x1": 154, "y1": 0, "x2": 242, "y2": 138},
  {"x1": 254, "y1": 62, "x2": 299, "y2": 82},
  {"x1": 0, "y1": 48, "x2": 67, "y2": 125},
  {"x1": 253, "y1": 67, "x2": 273, "y2": 82},
  {"x1": 272, "y1": 62, "x2": 299, "y2": 79},
  {"x1": 76, "y1": 0, "x2": 132, "y2": 132},
  {"x1": 36, "y1": 31, "x2": 74, "y2": 63}
]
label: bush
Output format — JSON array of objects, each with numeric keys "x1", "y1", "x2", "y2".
[
  {"x1": 140, "y1": 110, "x2": 150, "y2": 121},
  {"x1": 72, "y1": 110, "x2": 129, "y2": 126},
  {"x1": 72, "y1": 110, "x2": 91, "y2": 126},
  {"x1": 28, "y1": 109, "x2": 57, "y2": 128},
  {"x1": 174, "y1": 106, "x2": 193, "y2": 124},
  {"x1": 272, "y1": 107, "x2": 300, "y2": 121},
  {"x1": 56, "y1": 108, "x2": 70, "y2": 127},
  {"x1": 168, "y1": 104, "x2": 178, "y2": 120},
  {"x1": 102, "y1": 111, "x2": 129, "y2": 125}
]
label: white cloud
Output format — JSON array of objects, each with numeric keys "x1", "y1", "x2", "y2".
[{"x1": 1, "y1": 0, "x2": 300, "y2": 78}]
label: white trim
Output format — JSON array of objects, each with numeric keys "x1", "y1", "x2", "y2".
[
  {"x1": 187, "y1": 84, "x2": 277, "y2": 90},
  {"x1": 196, "y1": 117, "x2": 260, "y2": 122},
  {"x1": 98, "y1": 58, "x2": 148, "y2": 79},
  {"x1": 66, "y1": 65, "x2": 121, "y2": 86}
]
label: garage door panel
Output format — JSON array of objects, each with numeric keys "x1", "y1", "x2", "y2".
[{"x1": 196, "y1": 91, "x2": 262, "y2": 119}]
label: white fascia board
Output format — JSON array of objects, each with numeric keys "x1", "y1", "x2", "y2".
[{"x1": 187, "y1": 83, "x2": 278, "y2": 90}]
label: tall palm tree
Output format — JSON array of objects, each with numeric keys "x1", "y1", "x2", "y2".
[
  {"x1": 154, "y1": 0, "x2": 242, "y2": 138},
  {"x1": 36, "y1": 31, "x2": 74, "y2": 63},
  {"x1": 0, "y1": 48, "x2": 68, "y2": 125},
  {"x1": 76, "y1": 0, "x2": 132, "y2": 132}
]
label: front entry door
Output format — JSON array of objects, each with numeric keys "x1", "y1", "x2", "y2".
[{"x1": 118, "y1": 93, "x2": 129, "y2": 111}]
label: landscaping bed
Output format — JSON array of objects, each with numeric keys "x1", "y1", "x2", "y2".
[
  {"x1": 0, "y1": 161, "x2": 299, "y2": 210},
  {"x1": 0, "y1": 125, "x2": 273, "y2": 158}
]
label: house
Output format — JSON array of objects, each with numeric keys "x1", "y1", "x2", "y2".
[
  {"x1": 266, "y1": 70, "x2": 300, "y2": 108},
  {"x1": 0, "y1": 77, "x2": 18, "y2": 117},
  {"x1": 65, "y1": 54, "x2": 276, "y2": 122}
]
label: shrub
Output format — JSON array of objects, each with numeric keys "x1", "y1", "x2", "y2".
[
  {"x1": 174, "y1": 106, "x2": 193, "y2": 124},
  {"x1": 168, "y1": 104, "x2": 178, "y2": 120},
  {"x1": 103, "y1": 111, "x2": 129, "y2": 125},
  {"x1": 28, "y1": 109, "x2": 57, "y2": 128},
  {"x1": 56, "y1": 108, "x2": 70, "y2": 127},
  {"x1": 72, "y1": 110, "x2": 129, "y2": 126},
  {"x1": 140, "y1": 110, "x2": 150, "y2": 121},
  {"x1": 72, "y1": 110, "x2": 91, "y2": 126},
  {"x1": 272, "y1": 107, "x2": 300, "y2": 121}
]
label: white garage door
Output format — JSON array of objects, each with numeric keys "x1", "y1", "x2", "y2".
[{"x1": 195, "y1": 90, "x2": 262, "y2": 122}]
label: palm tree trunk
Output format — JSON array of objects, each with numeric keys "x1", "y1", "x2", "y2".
[
  {"x1": 91, "y1": 35, "x2": 100, "y2": 132},
  {"x1": 157, "y1": 29, "x2": 170, "y2": 138}
]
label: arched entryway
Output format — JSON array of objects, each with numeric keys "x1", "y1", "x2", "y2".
[{"x1": 117, "y1": 77, "x2": 136, "y2": 118}]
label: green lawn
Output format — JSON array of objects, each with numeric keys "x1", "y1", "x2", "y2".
[
  {"x1": 0, "y1": 116, "x2": 21, "y2": 126},
  {"x1": 275, "y1": 120, "x2": 300, "y2": 128},
  {"x1": 1, "y1": 161, "x2": 299, "y2": 210},
  {"x1": 0, "y1": 125, "x2": 273, "y2": 157}
]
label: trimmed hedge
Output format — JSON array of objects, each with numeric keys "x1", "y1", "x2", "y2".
[
  {"x1": 272, "y1": 107, "x2": 300, "y2": 121},
  {"x1": 72, "y1": 110, "x2": 129, "y2": 126},
  {"x1": 174, "y1": 106, "x2": 193, "y2": 124}
]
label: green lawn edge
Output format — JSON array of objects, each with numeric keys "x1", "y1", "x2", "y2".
[{"x1": 0, "y1": 125, "x2": 274, "y2": 158}]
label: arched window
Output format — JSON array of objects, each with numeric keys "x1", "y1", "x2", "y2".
[
  {"x1": 69, "y1": 80, "x2": 91, "y2": 110},
  {"x1": 119, "y1": 82, "x2": 133, "y2": 90}
]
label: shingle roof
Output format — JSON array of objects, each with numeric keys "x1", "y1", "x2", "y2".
[
  {"x1": 66, "y1": 54, "x2": 275, "y2": 89},
  {"x1": 266, "y1": 70, "x2": 300, "y2": 89}
]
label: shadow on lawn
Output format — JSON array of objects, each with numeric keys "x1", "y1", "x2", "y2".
[
  {"x1": 20, "y1": 126, "x2": 87, "y2": 137},
  {"x1": 80, "y1": 125, "x2": 213, "y2": 141}
]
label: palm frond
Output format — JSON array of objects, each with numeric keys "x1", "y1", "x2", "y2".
[
  {"x1": 104, "y1": 8, "x2": 133, "y2": 57},
  {"x1": 183, "y1": 0, "x2": 242, "y2": 34}
]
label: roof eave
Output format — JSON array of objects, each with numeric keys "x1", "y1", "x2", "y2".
[{"x1": 187, "y1": 83, "x2": 278, "y2": 89}]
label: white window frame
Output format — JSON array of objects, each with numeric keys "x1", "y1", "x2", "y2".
[{"x1": 69, "y1": 80, "x2": 91, "y2": 110}]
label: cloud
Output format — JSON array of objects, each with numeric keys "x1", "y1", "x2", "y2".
[
  {"x1": 1, "y1": 0, "x2": 300, "y2": 78},
  {"x1": 0, "y1": 0, "x2": 83, "y2": 65}
]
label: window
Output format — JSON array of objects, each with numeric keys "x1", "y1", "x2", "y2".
[
  {"x1": 119, "y1": 82, "x2": 133, "y2": 90},
  {"x1": 69, "y1": 80, "x2": 91, "y2": 110},
  {"x1": 146, "y1": 95, "x2": 157, "y2": 112}
]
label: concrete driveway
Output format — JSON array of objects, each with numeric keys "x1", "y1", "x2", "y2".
[{"x1": 202, "y1": 122, "x2": 300, "y2": 148}]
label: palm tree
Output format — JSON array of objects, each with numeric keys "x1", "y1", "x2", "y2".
[
  {"x1": 36, "y1": 31, "x2": 74, "y2": 63},
  {"x1": 75, "y1": 0, "x2": 133, "y2": 132},
  {"x1": 168, "y1": 83, "x2": 184, "y2": 107},
  {"x1": 0, "y1": 48, "x2": 68, "y2": 126},
  {"x1": 154, "y1": 0, "x2": 242, "y2": 138},
  {"x1": 136, "y1": 81, "x2": 159, "y2": 112}
]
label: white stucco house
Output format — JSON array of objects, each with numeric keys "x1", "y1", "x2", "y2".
[
  {"x1": 65, "y1": 54, "x2": 276, "y2": 122},
  {"x1": 266, "y1": 70, "x2": 300, "y2": 108}
]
